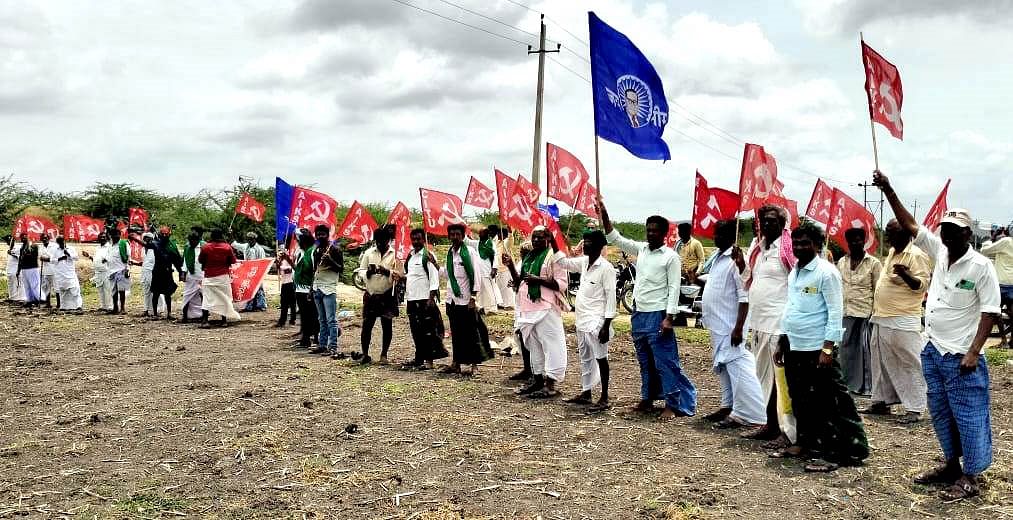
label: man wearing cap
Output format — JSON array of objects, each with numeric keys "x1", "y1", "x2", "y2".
[
  {"x1": 875, "y1": 171, "x2": 1001, "y2": 500},
  {"x1": 51, "y1": 236, "x2": 82, "y2": 311},
  {"x1": 234, "y1": 231, "x2": 268, "y2": 312}
]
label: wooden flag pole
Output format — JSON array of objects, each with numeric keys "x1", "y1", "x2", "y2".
[{"x1": 860, "y1": 32, "x2": 881, "y2": 172}]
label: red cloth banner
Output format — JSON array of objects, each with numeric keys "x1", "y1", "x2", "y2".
[
  {"x1": 692, "y1": 171, "x2": 740, "y2": 239},
  {"x1": 386, "y1": 202, "x2": 412, "y2": 261},
  {"x1": 505, "y1": 181, "x2": 542, "y2": 234},
  {"x1": 289, "y1": 187, "x2": 338, "y2": 238},
  {"x1": 515, "y1": 174, "x2": 541, "y2": 205},
  {"x1": 419, "y1": 188, "x2": 466, "y2": 237},
  {"x1": 464, "y1": 176, "x2": 495, "y2": 209},
  {"x1": 764, "y1": 195, "x2": 800, "y2": 231},
  {"x1": 738, "y1": 143, "x2": 779, "y2": 212},
  {"x1": 827, "y1": 188, "x2": 879, "y2": 253},
  {"x1": 335, "y1": 201, "x2": 378, "y2": 248},
  {"x1": 494, "y1": 169, "x2": 517, "y2": 219},
  {"x1": 236, "y1": 192, "x2": 266, "y2": 222},
  {"x1": 805, "y1": 179, "x2": 835, "y2": 226},
  {"x1": 535, "y1": 210, "x2": 571, "y2": 256},
  {"x1": 664, "y1": 220, "x2": 679, "y2": 249},
  {"x1": 231, "y1": 258, "x2": 273, "y2": 302},
  {"x1": 922, "y1": 179, "x2": 951, "y2": 232},
  {"x1": 862, "y1": 41, "x2": 904, "y2": 140},
  {"x1": 63, "y1": 215, "x2": 104, "y2": 242},
  {"x1": 546, "y1": 143, "x2": 590, "y2": 207},
  {"x1": 129, "y1": 207, "x2": 149, "y2": 228},
  {"x1": 13, "y1": 215, "x2": 59, "y2": 241}
]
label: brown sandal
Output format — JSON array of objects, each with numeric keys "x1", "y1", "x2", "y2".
[
  {"x1": 914, "y1": 464, "x2": 961, "y2": 486},
  {"x1": 940, "y1": 476, "x2": 979, "y2": 501}
]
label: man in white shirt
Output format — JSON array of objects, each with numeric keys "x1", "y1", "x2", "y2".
[
  {"x1": 359, "y1": 226, "x2": 400, "y2": 364},
  {"x1": 741, "y1": 205, "x2": 797, "y2": 448},
  {"x1": 51, "y1": 236, "x2": 82, "y2": 311},
  {"x1": 6, "y1": 235, "x2": 24, "y2": 302},
  {"x1": 599, "y1": 197, "x2": 697, "y2": 419},
  {"x1": 441, "y1": 223, "x2": 493, "y2": 375},
  {"x1": 402, "y1": 228, "x2": 448, "y2": 370},
  {"x1": 234, "y1": 232, "x2": 268, "y2": 312},
  {"x1": 105, "y1": 228, "x2": 132, "y2": 314},
  {"x1": 466, "y1": 226, "x2": 503, "y2": 314},
  {"x1": 38, "y1": 234, "x2": 59, "y2": 308},
  {"x1": 495, "y1": 226, "x2": 516, "y2": 310},
  {"x1": 700, "y1": 220, "x2": 767, "y2": 429},
  {"x1": 876, "y1": 171, "x2": 1001, "y2": 500},
  {"x1": 555, "y1": 229, "x2": 616, "y2": 411},
  {"x1": 981, "y1": 227, "x2": 1013, "y2": 347},
  {"x1": 181, "y1": 230, "x2": 204, "y2": 323},
  {"x1": 81, "y1": 232, "x2": 111, "y2": 310}
]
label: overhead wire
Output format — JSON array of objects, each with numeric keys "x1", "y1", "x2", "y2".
[{"x1": 388, "y1": 0, "x2": 533, "y2": 47}]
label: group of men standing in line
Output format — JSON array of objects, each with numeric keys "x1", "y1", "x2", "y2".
[{"x1": 5, "y1": 233, "x2": 83, "y2": 310}]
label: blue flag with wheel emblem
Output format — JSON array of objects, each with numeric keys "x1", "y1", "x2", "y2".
[{"x1": 589, "y1": 11, "x2": 670, "y2": 161}]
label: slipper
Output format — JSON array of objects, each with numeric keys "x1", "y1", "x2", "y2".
[
  {"x1": 515, "y1": 385, "x2": 543, "y2": 396},
  {"x1": 769, "y1": 446, "x2": 804, "y2": 459},
  {"x1": 563, "y1": 395, "x2": 593, "y2": 405},
  {"x1": 804, "y1": 459, "x2": 840, "y2": 473},
  {"x1": 439, "y1": 366, "x2": 461, "y2": 374},
  {"x1": 587, "y1": 402, "x2": 611, "y2": 413},
  {"x1": 528, "y1": 388, "x2": 560, "y2": 399},
  {"x1": 714, "y1": 418, "x2": 746, "y2": 429},
  {"x1": 741, "y1": 427, "x2": 778, "y2": 441},
  {"x1": 761, "y1": 438, "x2": 790, "y2": 450},
  {"x1": 940, "y1": 477, "x2": 979, "y2": 501},
  {"x1": 914, "y1": 464, "x2": 961, "y2": 486}
]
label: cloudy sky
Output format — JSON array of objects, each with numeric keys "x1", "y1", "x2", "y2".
[{"x1": 3, "y1": 0, "x2": 1012, "y2": 225}]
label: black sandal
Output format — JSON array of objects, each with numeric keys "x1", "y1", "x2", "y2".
[
  {"x1": 804, "y1": 459, "x2": 839, "y2": 473},
  {"x1": 914, "y1": 464, "x2": 961, "y2": 485},
  {"x1": 528, "y1": 388, "x2": 561, "y2": 399}
]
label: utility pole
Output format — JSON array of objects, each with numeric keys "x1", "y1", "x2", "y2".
[
  {"x1": 859, "y1": 181, "x2": 885, "y2": 256},
  {"x1": 911, "y1": 199, "x2": 918, "y2": 220},
  {"x1": 528, "y1": 14, "x2": 559, "y2": 200}
]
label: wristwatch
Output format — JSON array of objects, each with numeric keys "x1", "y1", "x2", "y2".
[{"x1": 821, "y1": 347, "x2": 833, "y2": 355}]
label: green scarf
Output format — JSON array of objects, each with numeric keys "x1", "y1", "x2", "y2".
[
  {"x1": 447, "y1": 244, "x2": 475, "y2": 298},
  {"x1": 294, "y1": 246, "x2": 316, "y2": 287},
  {"x1": 118, "y1": 239, "x2": 129, "y2": 262},
  {"x1": 183, "y1": 241, "x2": 204, "y2": 274},
  {"x1": 478, "y1": 238, "x2": 494, "y2": 263},
  {"x1": 521, "y1": 247, "x2": 550, "y2": 302}
]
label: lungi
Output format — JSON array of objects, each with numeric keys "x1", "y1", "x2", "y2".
[
  {"x1": 630, "y1": 310, "x2": 697, "y2": 415},
  {"x1": 495, "y1": 269, "x2": 515, "y2": 309},
  {"x1": 517, "y1": 310, "x2": 567, "y2": 383},
  {"x1": 182, "y1": 274, "x2": 204, "y2": 319},
  {"x1": 785, "y1": 349, "x2": 870, "y2": 466},
  {"x1": 576, "y1": 328, "x2": 610, "y2": 392},
  {"x1": 446, "y1": 303, "x2": 492, "y2": 365},
  {"x1": 109, "y1": 270, "x2": 131, "y2": 292},
  {"x1": 201, "y1": 274, "x2": 240, "y2": 321},
  {"x1": 56, "y1": 286, "x2": 82, "y2": 310},
  {"x1": 407, "y1": 300, "x2": 449, "y2": 362},
  {"x1": 711, "y1": 333, "x2": 767, "y2": 425},
  {"x1": 840, "y1": 316, "x2": 873, "y2": 395},
  {"x1": 869, "y1": 322, "x2": 927, "y2": 412},
  {"x1": 922, "y1": 343, "x2": 992, "y2": 475},
  {"x1": 92, "y1": 268, "x2": 112, "y2": 310},
  {"x1": 750, "y1": 331, "x2": 797, "y2": 442},
  {"x1": 19, "y1": 268, "x2": 42, "y2": 303}
]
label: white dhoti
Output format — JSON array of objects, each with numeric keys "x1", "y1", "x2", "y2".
[
  {"x1": 576, "y1": 327, "x2": 611, "y2": 392},
  {"x1": 41, "y1": 274, "x2": 54, "y2": 300},
  {"x1": 141, "y1": 270, "x2": 166, "y2": 314},
  {"x1": 201, "y1": 274, "x2": 240, "y2": 321},
  {"x1": 517, "y1": 310, "x2": 567, "y2": 383},
  {"x1": 870, "y1": 323, "x2": 927, "y2": 413},
  {"x1": 750, "y1": 331, "x2": 797, "y2": 442},
  {"x1": 92, "y1": 269, "x2": 112, "y2": 310},
  {"x1": 7, "y1": 272, "x2": 24, "y2": 301},
  {"x1": 495, "y1": 269, "x2": 515, "y2": 309},
  {"x1": 477, "y1": 275, "x2": 500, "y2": 313},
  {"x1": 712, "y1": 333, "x2": 767, "y2": 425},
  {"x1": 182, "y1": 274, "x2": 204, "y2": 319},
  {"x1": 19, "y1": 268, "x2": 42, "y2": 303},
  {"x1": 55, "y1": 279, "x2": 82, "y2": 310}
]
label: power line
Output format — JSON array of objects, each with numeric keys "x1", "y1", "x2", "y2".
[
  {"x1": 431, "y1": 0, "x2": 544, "y2": 42},
  {"x1": 548, "y1": 56, "x2": 589, "y2": 83},
  {"x1": 388, "y1": 0, "x2": 532, "y2": 47},
  {"x1": 500, "y1": 0, "x2": 590, "y2": 48}
]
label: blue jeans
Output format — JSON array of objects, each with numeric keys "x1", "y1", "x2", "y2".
[
  {"x1": 313, "y1": 289, "x2": 340, "y2": 349},
  {"x1": 630, "y1": 310, "x2": 697, "y2": 415},
  {"x1": 922, "y1": 342, "x2": 992, "y2": 475}
]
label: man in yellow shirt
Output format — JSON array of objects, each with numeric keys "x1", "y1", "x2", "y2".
[{"x1": 676, "y1": 223, "x2": 705, "y2": 282}]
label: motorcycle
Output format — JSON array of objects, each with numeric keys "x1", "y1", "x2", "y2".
[{"x1": 616, "y1": 251, "x2": 636, "y2": 313}]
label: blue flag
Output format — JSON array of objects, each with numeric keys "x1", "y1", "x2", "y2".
[
  {"x1": 537, "y1": 203, "x2": 560, "y2": 220},
  {"x1": 589, "y1": 11, "x2": 670, "y2": 161},
  {"x1": 275, "y1": 177, "x2": 295, "y2": 242}
]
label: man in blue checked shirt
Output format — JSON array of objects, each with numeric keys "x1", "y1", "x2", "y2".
[{"x1": 772, "y1": 223, "x2": 869, "y2": 472}]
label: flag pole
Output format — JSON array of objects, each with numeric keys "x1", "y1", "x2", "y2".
[
  {"x1": 593, "y1": 136, "x2": 601, "y2": 190},
  {"x1": 861, "y1": 32, "x2": 881, "y2": 172}
]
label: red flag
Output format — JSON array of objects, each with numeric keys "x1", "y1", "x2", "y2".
[
  {"x1": 738, "y1": 143, "x2": 779, "y2": 212},
  {"x1": 289, "y1": 187, "x2": 338, "y2": 237},
  {"x1": 765, "y1": 195, "x2": 800, "y2": 230},
  {"x1": 13, "y1": 215, "x2": 59, "y2": 241},
  {"x1": 515, "y1": 174, "x2": 541, "y2": 205},
  {"x1": 464, "y1": 176, "x2": 495, "y2": 209},
  {"x1": 692, "y1": 171, "x2": 740, "y2": 239},
  {"x1": 574, "y1": 182, "x2": 599, "y2": 219},
  {"x1": 419, "y1": 188, "x2": 466, "y2": 237},
  {"x1": 827, "y1": 189, "x2": 878, "y2": 253},
  {"x1": 231, "y1": 258, "x2": 274, "y2": 302},
  {"x1": 536, "y1": 210, "x2": 571, "y2": 256},
  {"x1": 546, "y1": 143, "x2": 590, "y2": 207},
  {"x1": 386, "y1": 202, "x2": 412, "y2": 261},
  {"x1": 129, "y1": 207, "x2": 149, "y2": 228},
  {"x1": 63, "y1": 215, "x2": 104, "y2": 242},
  {"x1": 805, "y1": 179, "x2": 835, "y2": 226},
  {"x1": 236, "y1": 192, "x2": 266, "y2": 223},
  {"x1": 922, "y1": 179, "x2": 951, "y2": 232},
  {"x1": 664, "y1": 220, "x2": 679, "y2": 248},
  {"x1": 335, "y1": 201, "x2": 378, "y2": 248},
  {"x1": 862, "y1": 41, "x2": 904, "y2": 140},
  {"x1": 494, "y1": 169, "x2": 517, "y2": 219},
  {"x1": 505, "y1": 181, "x2": 542, "y2": 234}
]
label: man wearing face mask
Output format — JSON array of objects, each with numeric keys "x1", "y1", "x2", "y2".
[
  {"x1": 773, "y1": 223, "x2": 868, "y2": 472},
  {"x1": 875, "y1": 171, "x2": 1000, "y2": 500}
]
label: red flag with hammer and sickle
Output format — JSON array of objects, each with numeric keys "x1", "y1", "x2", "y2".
[
  {"x1": 236, "y1": 192, "x2": 266, "y2": 223},
  {"x1": 862, "y1": 41, "x2": 904, "y2": 140},
  {"x1": 738, "y1": 143, "x2": 779, "y2": 212},
  {"x1": 419, "y1": 188, "x2": 466, "y2": 237},
  {"x1": 546, "y1": 142, "x2": 590, "y2": 208},
  {"x1": 464, "y1": 176, "x2": 495, "y2": 209}
]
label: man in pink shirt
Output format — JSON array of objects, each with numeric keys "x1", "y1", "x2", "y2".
[{"x1": 503, "y1": 226, "x2": 569, "y2": 398}]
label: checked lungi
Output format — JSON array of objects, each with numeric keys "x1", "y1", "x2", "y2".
[{"x1": 922, "y1": 342, "x2": 992, "y2": 475}]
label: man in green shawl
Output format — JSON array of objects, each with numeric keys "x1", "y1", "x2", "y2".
[
  {"x1": 503, "y1": 226, "x2": 568, "y2": 398},
  {"x1": 180, "y1": 229, "x2": 205, "y2": 323},
  {"x1": 441, "y1": 223, "x2": 493, "y2": 375}
]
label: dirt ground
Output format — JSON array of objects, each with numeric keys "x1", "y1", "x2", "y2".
[{"x1": 2, "y1": 282, "x2": 1012, "y2": 519}]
